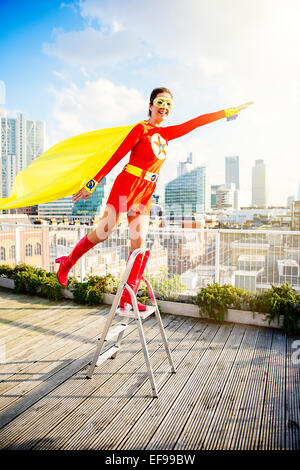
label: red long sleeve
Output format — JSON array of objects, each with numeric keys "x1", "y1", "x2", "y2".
[
  {"x1": 92, "y1": 109, "x2": 227, "y2": 185},
  {"x1": 161, "y1": 110, "x2": 226, "y2": 141},
  {"x1": 93, "y1": 123, "x2": 145, "y2": 184}
]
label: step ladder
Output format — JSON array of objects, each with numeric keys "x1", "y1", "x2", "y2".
[{"x1": 86, "y1": 248, "x2": 176, "y2": 397}]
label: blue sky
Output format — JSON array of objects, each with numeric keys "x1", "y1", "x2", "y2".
[
  {"x1": 1, "y1": 0, "x2": 300, "y2": 205},
  {"x1": 0, "y1": 0, "x2": 84, "y2": 120}
]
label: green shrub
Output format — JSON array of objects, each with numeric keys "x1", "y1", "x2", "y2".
[
  {"x1": 13, "y1": 266, "x2": 64, "y2": 300},
  {"x1": 195, "y1": 283, "x2": 248, "y2": 322},
  {"x1": 0, "y1": 265, "x2": 14, "y2": 277},
  {"x1": 195, "y1": 282, "x2": 300, "y2": 335},
  {"x1": 196, "y1": 283, "x2": 253, "y2": 322},
  {"x1": 145, "y1": 268, "x2": 187, "y2": 301},
  {"x1": 251, "y1": 283, "x2": 300, "y2": 336},
  {"x1": 69, "y1": 273, "x2": 117, "y2": 305}
]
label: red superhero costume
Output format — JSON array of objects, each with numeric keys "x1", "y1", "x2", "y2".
[{"x1": 87, "y1": 109, "x2": 227, "y2": 215}]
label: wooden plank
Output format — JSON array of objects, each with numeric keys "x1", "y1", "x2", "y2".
[
  {"x1": 0, "y1": 300, "x2": 71, "y2": 340},
  {"x1": 94, "y1": 324, "x2": 232, "y2": 451},
  {"x1": 0, "y1": 287, "x2": 297, "y2": 451},
  {"x1": 1, "y1": 302, "x2": 88, "y2": 350},
  {"x1": 55, "y1": 317, "x2": 200, "y2": 451},
  {"x1": 0, "y1": 296, "x2": 57, "y2": 323},
  {"x1": 0, "y1": 305, "x2": 108, "y2": 391},
  {"x1": 0, "y1": 291, "x2": 52, "y2": 311},
  {"x1": 258, "y1": 330, "x2": 286, "y2": 450},
  {"x1": 0, "y1": 316, "x2": 150, "y2": 449},
  {"x1": 0, "y1": 307, "x2": 110, "y2": 404},
  {"x1": 148, "y1": 325, "x2": 245, "y2": 450},
  {"x1": 0, "y1": 305, "x2": 135, "y2": 428},
  {"x1": 1, "y1": 315, "x2": 180, "y2": 449},
  {"x1": 174, "y1": 325, "x2": 247, "y2": 450},
  {"x1": 0, "y1": 292, "x2": 73, "y2": 334},
  {"x1": 225, "y1": 328, "x2": 273, "y2": 450},
  {"x1": 118, "y1": 322, "x2": 218, "y2": 450},
  {"x1": 201, "y1": 326, "x2": 259, "y2": 450},
  {"x1": 0, "y1": 302, "x2": 102, "y2": 362},
  {"x1": 31, "y1": 316, "x2": 188, "y2": 450},
  {"x1": 285, "y1": 335, "x2": 300, "y2": 449}
]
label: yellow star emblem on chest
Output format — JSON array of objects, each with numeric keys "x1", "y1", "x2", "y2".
[{"x1": 153, "y1": 135, "x2": 167, "y2": 156}]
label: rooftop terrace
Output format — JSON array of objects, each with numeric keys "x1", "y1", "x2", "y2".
[{"x1": 0, "y1": 288, "x2": 299, "y2": 450}]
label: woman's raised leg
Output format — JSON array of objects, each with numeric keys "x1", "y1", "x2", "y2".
[{"x1": 56, "y1": 205, "x2": 120, "y2": 286}]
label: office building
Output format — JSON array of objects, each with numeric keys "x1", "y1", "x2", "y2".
[
  {"x1": 291, "y1": 201, "x2": 300, "y2": 230},
  {"x1": 297, "y1": 181, "x2": 300, "y2": 201},
  {"x1": 165, "y1": 165, "x2": 210, "y2": 215},
  {"x1": 177, "y1": 152, "x2": 194, "y2": 177},
  {"x1": 38, "y1": 196, "x2": 74, "y2": 218},
  {"x1": 225, "y1": 156, "x2": 240, "y2": 189},
  {"x1": 211, "y1": 185, "x2": 222, "y2": 209},
  {"x1": 0, "y1": 111, "x2": 45, "y2": 199},
  {"x1": 252, "y1": 159, "x2": 267, "y2": 207},
  {"x1": 216, "y1": 183, "x2": 239, "y2": 210},
  {"x1": 287, "y1": 195, "x2": 295, "y2": 208}
]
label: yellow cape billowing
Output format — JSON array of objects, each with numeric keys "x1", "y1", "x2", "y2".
[{"x1": 0, "y1": 124, "x2": 135, "y2": 210}]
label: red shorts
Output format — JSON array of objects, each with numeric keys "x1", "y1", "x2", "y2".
[{"x1": 106, "y1": 170, "x2": 156, "y2": 215}]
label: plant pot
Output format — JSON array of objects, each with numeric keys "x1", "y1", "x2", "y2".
[
  {"x1": 0, "y1": 278, "x2": 15, "y2": 289},
  {"x1": 61, "y1": 288, "x2": 74, "y2": 299},
  {"x1": 227, "y1": 308, "x2": 284, "y2": 329}
]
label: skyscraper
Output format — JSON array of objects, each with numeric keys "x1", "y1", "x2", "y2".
[
  {"x1": 225, "y1": 156, "x2": 240, "y2": 190},
  {"x1": 211, "y1": 184, "x2": 222, "y2": 209},
  {"x1": 297, "y1": 181, "x2": 300, "y2": 201},
  {"x1": 177, "y1": 152, "x2": 194, "y2": 177},
  {"x1": 216, "y1": 183, "x2": 239, "y2": 210},
  {"x1": 287, "y1": 195, "x2": 295, "y2": 208},
  {"x1": 165, "y1": 165, "x2": 210, "y2": 214},
  {"x1": 252, "y1": 159, "x2": 267, "y2": 207},
  {"x1": 0, "y1": 111, "x2": 45, "y2": 198},
  {"x1": 38, "y1": 196, "x2": 74, "y2": 218}
]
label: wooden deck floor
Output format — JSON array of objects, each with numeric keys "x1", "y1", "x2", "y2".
[{"x1": 0, "y1": 288, "x2": 299, "y2": 450}]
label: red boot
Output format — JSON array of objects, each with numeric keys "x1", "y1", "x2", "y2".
[
  {"x1": 56, "y1": 235, "x2": 96, "y2": 286},
  {"x1": 119, "y1": 251, "x2": 148, "y2": 311}
]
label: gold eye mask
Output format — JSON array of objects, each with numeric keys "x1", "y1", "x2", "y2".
[{"x1": 153, "y1": 97, "x2": 173, "y2": 109}]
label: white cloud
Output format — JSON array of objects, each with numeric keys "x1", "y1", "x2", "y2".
[
  {"x1": 43, "y1": 26, "x2": 147, "y2": 68},
  {"x1": 52, "y1": 70, "x2": 67, "y2": 80},
  {"x1": 48, "y1": 78, "x2": 147, "y2": 144}
]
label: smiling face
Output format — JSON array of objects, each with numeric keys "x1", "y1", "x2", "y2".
[{"x1": 149, "y1": 92, "x2": 173, "y2": 125}]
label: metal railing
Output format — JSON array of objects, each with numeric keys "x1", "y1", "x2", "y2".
[{"x1": 0, "y1": 223, "x2": 300, "y2": 298}]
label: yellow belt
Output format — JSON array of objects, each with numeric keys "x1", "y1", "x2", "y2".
[{"x1": 123, "y1": 163, "x2": 159, "y2": 183}]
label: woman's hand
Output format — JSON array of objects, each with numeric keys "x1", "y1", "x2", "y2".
[
  {"x1": 72, "y1": 188, "x2": 91, "y2": 203},
  {"x1": 237, "y1": 101, "x2": 254, "y2": 112}
]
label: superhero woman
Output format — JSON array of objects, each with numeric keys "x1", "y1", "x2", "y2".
[{"x1": 56, "y1": 87, "x2": 253, "y2": 310}]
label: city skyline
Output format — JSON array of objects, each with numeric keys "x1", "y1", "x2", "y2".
[
  {"x1": 0, "y1": 111, "x2": 45, "y2": 198},
  {"x1": 1, "y1": 0, "x2": 300, "y2": 206},
  {"x1": 252, "y1": 159, "x2": 267, "y2": 207},
  {"x1": 0, "y1": 108, "x2": 290, "y2": 213}
]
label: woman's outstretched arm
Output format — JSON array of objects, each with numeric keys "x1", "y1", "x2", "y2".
[{"x1": 162, "y1": 102, "x2": 253, "y2": 141}]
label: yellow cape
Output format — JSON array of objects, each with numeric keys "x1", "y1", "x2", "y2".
[{"x1": 0, "y1": 124, "x2": 135, "y2": 210}]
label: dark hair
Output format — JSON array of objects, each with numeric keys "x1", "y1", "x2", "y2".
[{"x1": 149, "y1": 87, "x2": 173, "y2": 116}]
